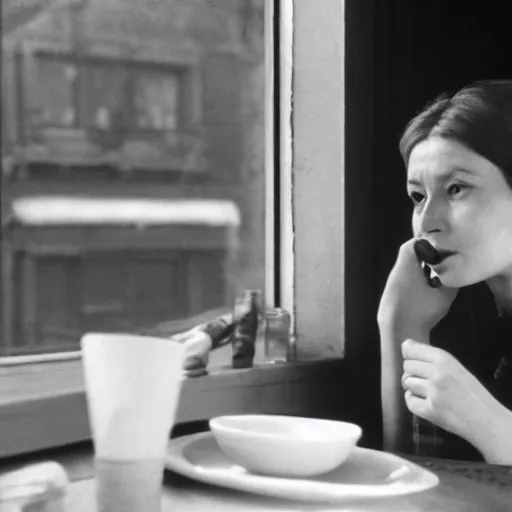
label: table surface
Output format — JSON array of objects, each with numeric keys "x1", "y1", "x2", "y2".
[{"x1": 2, "y1": 440, "x2": 512, "y2": 512}]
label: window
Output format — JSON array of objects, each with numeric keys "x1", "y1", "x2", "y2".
[
  {"x1": 35, "y1": 55, "x2": 183, "y2": 134},
  {"x1": 2, "y1": 0, "x2": 266, "y2": 359},
  {"x1": 85, "y1": 61, "x2": 129, "y2": 131},
  {"x1": 1, "y1": 0, "x2": 361, "y2": 458},
  {"x1": 37, "y1": 56, "x2": 78, "y2": 127},
  {"x1": 134, "y1": 70, "x2": 180, "y2": 131}
]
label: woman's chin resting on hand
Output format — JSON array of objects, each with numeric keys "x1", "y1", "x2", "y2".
[{"x1": 379, "y1": 79, "x2": 512, "y2": 465}]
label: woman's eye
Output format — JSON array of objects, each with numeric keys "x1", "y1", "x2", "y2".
[
  {"x1": 409, "y1": 191, "x2": 424, "y2": 204},
  {"x1": 447, "y1": 183, "x2": 467, "y2": 196}
]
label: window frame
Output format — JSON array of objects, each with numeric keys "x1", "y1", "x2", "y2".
[{"x1": 0, "y1": 0, "x2": 381, "y2": 458}]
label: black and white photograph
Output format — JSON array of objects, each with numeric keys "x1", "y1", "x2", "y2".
[{"x1": 0, "y1": 1, "x2": 511, "y2": 510}]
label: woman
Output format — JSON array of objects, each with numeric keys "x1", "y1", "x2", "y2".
[{"x1": 378, "y1": 80, "x2": 512, "y2": 464}]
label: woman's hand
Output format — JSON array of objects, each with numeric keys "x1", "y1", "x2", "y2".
[
  {"x1": 401, "y1": 339, "x2": 509, "y2": 451},
  {"x1": 377, "y1": 238, "x2": 459, "y2": 336},
  {"x1": 379, "y1": 238, "x2": 459, "y2": 453}
]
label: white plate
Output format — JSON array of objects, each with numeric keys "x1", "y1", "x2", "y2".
[{"x1": 165, "y1": 432, "x2": 439, "y2": 503}]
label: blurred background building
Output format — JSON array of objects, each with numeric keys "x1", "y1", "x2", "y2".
[{"x1": 1, "y1": 0, "x2": 266, "y2": 358}]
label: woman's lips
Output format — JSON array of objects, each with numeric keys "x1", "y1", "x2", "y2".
[
  {"x1": 414, "y1": 239, "x2": 457, "y2": 265},
  {"x1": 430, "y1": 251, "x2": 457, "y2": 267}
]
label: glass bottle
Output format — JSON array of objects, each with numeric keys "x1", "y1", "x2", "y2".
[
  {"x1": 264, "y1": 307, "x2": 293, "y2": 364},
  {"x1": 231, "y1": 289, "x2": 262, "y2": 369}
]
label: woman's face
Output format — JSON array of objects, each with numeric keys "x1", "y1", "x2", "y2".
[{"x1": 407, "y1": 136, "x2": 512, "y2": 289}]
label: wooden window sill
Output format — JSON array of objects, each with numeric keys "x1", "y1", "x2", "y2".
[{"x1": 0, "y1": 357, "x2": 347, "y2": 458}]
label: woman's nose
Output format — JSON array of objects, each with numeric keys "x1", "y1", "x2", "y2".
[{"x1": 417, "y1": 196, "x2": 448, "y2": 234}]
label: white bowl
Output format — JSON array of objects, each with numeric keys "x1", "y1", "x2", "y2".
[{"x1": 209, "y1": 415, "x2": 362, "y2": 477}]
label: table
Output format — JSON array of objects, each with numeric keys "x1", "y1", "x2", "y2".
[{"x1": 2, "y1": 442, "x2": 512, "y2": 511}]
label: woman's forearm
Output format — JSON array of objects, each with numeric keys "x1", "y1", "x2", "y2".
[
  {"x1": 381, "y1": 352, "x2": 411, "y2": 453},
  {"x1": 379, "y1": 321, "x2": 430, "y2": 453}
]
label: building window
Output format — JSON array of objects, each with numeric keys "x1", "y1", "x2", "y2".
[
  {"x1": 84, "y1": 61, "x2": 130, "y2": 131},
  {"x1": 134, "y1": 70, "x2": 181, "y2": 131},
  {"x1": 34, "y1": 54, "x2": 183, "y2": 134},
  {"x1": 37, "y1": 56, "x2": 78, "y2": 128}
]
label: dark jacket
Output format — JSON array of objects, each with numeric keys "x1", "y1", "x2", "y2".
[{"x1": 413, "y1": 282, "x2": 512, "y2": 461}]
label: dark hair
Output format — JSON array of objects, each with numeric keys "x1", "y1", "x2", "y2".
[{"x1": 399, "y1": 80, "x2": 512, "y2": 189}]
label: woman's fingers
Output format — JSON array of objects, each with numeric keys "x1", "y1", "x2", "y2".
[
  {"x1": 401, "y1": 372, "x2": 411, "y2": 389},
  {"x1": 401, "y1": 374, "x2": 429, "y2": 398},
  {"x1": 403, "y1": 358, "x2": 432, "y2": 379},
  {"x1": 404, "y1": 389, "x2": 429, "y2": 416},
  {"x1": 401, "y1": 339, "x2": 440, "y2": 363}
]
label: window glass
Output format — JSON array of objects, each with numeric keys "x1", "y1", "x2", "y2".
[{"x1": 1, "y1": 0, "x2": 267, "y2": 368}]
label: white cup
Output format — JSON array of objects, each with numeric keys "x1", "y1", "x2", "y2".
[{"x1": 81, "y1": 333, "x2": 186, "y2": 512}]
